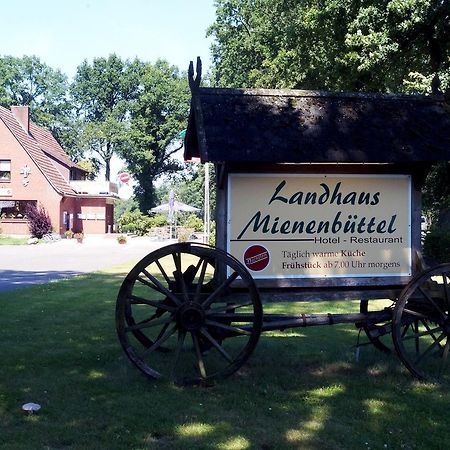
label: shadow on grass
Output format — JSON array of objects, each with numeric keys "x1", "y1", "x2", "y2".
[{"x1": 1, "y1": 274, "x2": 450, "y2": 449}]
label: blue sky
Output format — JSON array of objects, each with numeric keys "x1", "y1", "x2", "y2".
[{"x1": 1, "y1": 0, "x2": 216, "y2": 79}]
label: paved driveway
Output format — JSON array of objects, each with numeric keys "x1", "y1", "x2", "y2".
[{"x1": 0, "y1": 236, "x2": 171, "y2": 292}]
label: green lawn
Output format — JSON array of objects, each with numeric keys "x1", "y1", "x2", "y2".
[
  {"x1": 1, "y1": 264, "x2": 449, "y2": 449},
  {"x1": 0, "y1": 236, "x2": 29, "y2": 245}
]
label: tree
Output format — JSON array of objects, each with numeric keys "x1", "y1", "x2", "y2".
[
  {"x1": 0, "y1": 55, "x2": 75, "y2": 149},
  {"x1": 209, "y1": 0, "x2": 450, "y2": 94},
  {"x1": 168, "y1": 164, "x2": 216, "y2": 215},
  {"x1": 344, "y1": 0, "x2": 450, "y2": 94},
  {"x1": 209, "y1": 0, "x2": 450, "y2": 224},
  {"x1": 122, "y1": 60, "x2": 190, "y2": 211},
  {"x1": 71, "y1": 54, "x2": 144, "y2": 180}
]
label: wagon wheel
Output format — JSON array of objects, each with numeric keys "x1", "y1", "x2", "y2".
[
  {"x1": 116, "y1": 242, "x2": 263, "y2": 385},
  {"x1": 359, "y1": 300, "x2": 394, "y2": 354},
  {"x1": 393, "y1": 264, "x2": 450, "y2": 383}
]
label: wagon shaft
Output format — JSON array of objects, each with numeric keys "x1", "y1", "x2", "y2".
[{"x1": 259, "y1": 310, "x2": 392, "y2": 332}]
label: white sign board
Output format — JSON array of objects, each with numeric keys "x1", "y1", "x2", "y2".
[{"x1": 227, "y1": 174, "x2": 412, "y2": 279}]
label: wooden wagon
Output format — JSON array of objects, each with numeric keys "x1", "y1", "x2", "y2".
[{"x1": 116, "y1": 59, "x2": 450, "y2": 385}]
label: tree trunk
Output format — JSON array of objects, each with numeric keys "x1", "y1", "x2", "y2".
[{"x1": 105, "y1": 157, "x2": 111, "y2": 181}]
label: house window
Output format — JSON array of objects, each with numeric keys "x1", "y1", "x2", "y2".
[
  {"x1": 0, "y1": 160, "x2": 11, "y2": 181},
  {"x1": 0, "y1": 200, "x2": 36, "y2": 220}
]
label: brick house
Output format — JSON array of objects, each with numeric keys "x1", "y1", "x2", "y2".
[{"x1": 0, "y1": 105, "x2": 117, "y2": 235}]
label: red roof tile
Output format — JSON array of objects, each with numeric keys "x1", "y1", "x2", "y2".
[{"x1": 0, "y1": 106, "x2": 77, "y2": 196}]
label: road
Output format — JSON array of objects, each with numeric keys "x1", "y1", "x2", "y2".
[{"x1": 0, "y1": 235, "x2": 171, "y2": 291}]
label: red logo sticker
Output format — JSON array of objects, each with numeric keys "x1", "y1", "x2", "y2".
[{"x1": 243, "y1": 245, "x2": 270, "y2": 272}]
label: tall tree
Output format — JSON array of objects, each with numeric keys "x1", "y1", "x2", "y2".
[
  {"x1": 71, "y1": 54, "x2": 144, "y2": 180},
  {"x1": 209, "y1": 0, "x2": 450, "y2": 93},
  {"x1": 122, "y1": 60, "x2": 190, "y2": 211},
  {"x1": 0, "y1": 55, "x2": 75, "y2": 149}
]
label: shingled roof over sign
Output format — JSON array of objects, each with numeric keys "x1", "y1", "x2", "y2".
[{"x1": 184, "y1": 64, "x2": 450, "y2": 164}]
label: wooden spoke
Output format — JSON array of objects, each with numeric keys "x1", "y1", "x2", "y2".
[
  {"x1": 202, "y1": 271, "x2": 239, "y2": 309},
  {"x1": 401, "y1": 324, "x2": 442, "y2": 342},
  {"x1": 403, "y1": 308, "x2": 430, "y2": 320},
  {"x1": 172, "y1": 252, "x2": 189, "y2": 302},
  {"x1": 205, "y1": 319, "x2": 252, "y2": 336},
  {"x1": 200, "y1": 327, "x2": 233, "y2": 363},
  {"x1": 171, "y1": 331, "x2": 187, "y2": 380},
  {"x1": 401, "y1": 322, "x2": 411, "y2": 338},
  {"x1": 414, "y1": 320, "x2": 420, "y2": 354},
  {"x1": 193, "y1": 258, "x2": 209, "y2": 303},
  {"x1": 125, "y1": 315, "x2": 174, "y2": 332},
  {"x1": 414, "y1": 333, "x2": 446, "y2": 366},
  {"x1": 140, "y1": 324, "x2": 178, "y2": 358},
  {"x1": 191, "y1": 332, "x2": 207, "y2": 379},
  {"x1": 129, "y1": 295, "x2": 176, "y2": 312},
  {"x1": 136, "y1": 275, "x2": 165, "y2": 294},
  {"x1": 420, "y1": 319, "x2": 444, "y2": 347},
  {"x1": 155, "y1": 259, "x2": 172, "y2": 285},
  {"x1": 418, "y1": 286, "x2": 446, "y2": 320},
  {"x1": 140, "y1": 269, "x2": 182, "y2": 306}
]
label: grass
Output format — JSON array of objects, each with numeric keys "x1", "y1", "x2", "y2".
[
  {"x1": 0, "y1": 235, "x2": 29, "y2": 245},
  {"x1": 1, "y1": 263, "x2": 450, "y2": 449}
]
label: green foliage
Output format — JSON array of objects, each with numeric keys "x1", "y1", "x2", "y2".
[
  {"x1": 210, "y1": 0, "x2": 450, "y2": 222},
  {"x1": 116, "y1": 210, "x2": 167, "y2": 235},
  {"x1": 123, "y1": 60, "x2": 190, "y2": 210},
  {"x1": 177, "y1": 213, "x2": 203, "y2": 232},
  {"x1": 71, "y1": 54, "x2": 144, "y2": 180},
  {"x1": 423, "y1": 162, "x2": 450, "y2": 222},
  {"x1": 116, "y1": 210, "x2": 153, "y2": 235},
  {"x1": 114, "y1": 197, "x2": 139, "y2": 223},
  {"x1": 157, "y1": 164, "x2": 216, "y2": 218},
  {"x1": 177, "y1": 227, "x2": 193, "y2": 242},
  {"x1": 209, "y1": 0, "x2": 450, "y2": 94},
  {"x1": 26, "y1": 203, "x2": 52, "y2": 238},
  {"x1": 149, "y1": 214, "x2": 168, "y2": 228},
  {"x1": 0, "y1": 235, "x2": 29, "y2": 245},
  {"x1": 0, "y1": 55, "x2": 77, "y2": 149},
  {"x1": 209, "y1": 221, "x2": 216, "y2": 246},
  {"x1": 423, "y1": 225, "x2": 450, "y2": 263},
  {"x1": 75, "y1": 158, "x2": 100, "y2": 180}
]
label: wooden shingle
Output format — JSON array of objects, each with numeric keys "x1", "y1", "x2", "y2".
[{"x1": 185, "y1": 88, "x2": 450, "y2": 164}]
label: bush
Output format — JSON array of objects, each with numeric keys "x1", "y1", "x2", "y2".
[
  {"x1": 116, "y1": 210, "x2": 154, "y2": 236},
  {"x1": 26, "y1": 203, "x2": 52, "y2": 238},
  {"x1": 178, "y1": 213, "x2": 203, "y2": 232},
  {"x1": 148, "y1": 214, "x2": 168, "y2": 228},
  {"x1": 423, "y1": 225, "x2": 450, "y2": 264},
  {"x1": 177, "y1": 227, "x2": 194, "y2": 242},
  {"x1": 208, "y1": 222, "x2": 217, "y2": 246}
]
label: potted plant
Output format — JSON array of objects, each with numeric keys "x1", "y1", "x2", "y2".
[
  {"x1": 73, "y1": 232, "x2": 84, "y2": 243},
  {"x1": 117, "y1": 234, "x2": 127, "y2": 244},
  {"x1": 64, "y1": 229, "x2": 74, "y2": 239}
]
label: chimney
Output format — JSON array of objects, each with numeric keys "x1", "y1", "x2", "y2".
[{"x1": 11, "y1": 106, "x2": 30, "y2": 133}]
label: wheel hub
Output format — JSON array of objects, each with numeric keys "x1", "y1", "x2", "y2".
[{"x1": 177, "y1": 302, "x2": 206, "y2": 331}]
